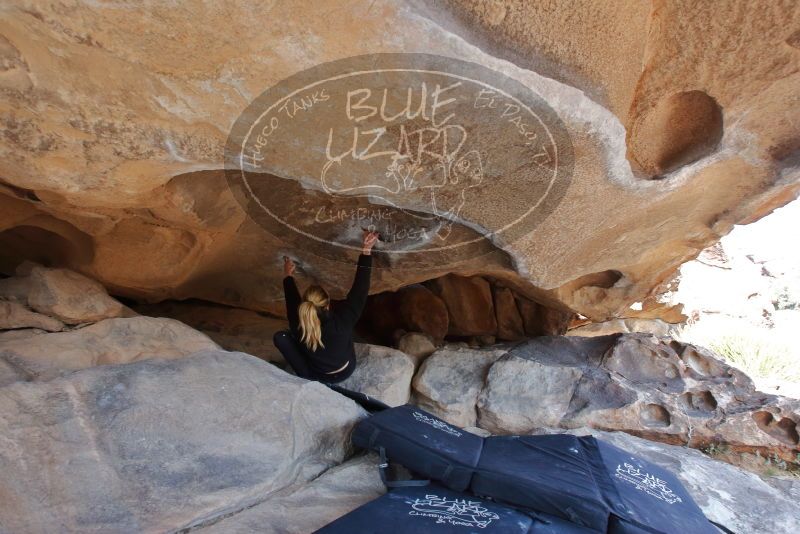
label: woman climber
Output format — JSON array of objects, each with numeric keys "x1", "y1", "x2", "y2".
[{"x1": 273, "y1": 229, "x2": 379, "y2": 383}]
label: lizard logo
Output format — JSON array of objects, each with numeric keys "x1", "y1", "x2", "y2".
[{"x1": 225, "y1": 54, "x2": 573, "y2": 267}]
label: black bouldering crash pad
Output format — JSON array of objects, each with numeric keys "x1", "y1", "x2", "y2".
[{"x1": 345, "y1": 404, "x2": 721, "y2": 534}]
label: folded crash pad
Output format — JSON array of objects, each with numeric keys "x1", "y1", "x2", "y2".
[
  {"x1": 471, "y1": 435, "x2": 608, "y2": 530},
  {"x1": 351, "y1": 403, "x2": 483, "y2": 491},
  {"x1": 325, "y1": 383, "x2": 390, "y2": 413}
]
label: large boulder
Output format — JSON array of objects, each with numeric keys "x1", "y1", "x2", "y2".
[
  {"x1": 0, "y1": 351, "x2": 366, "y2": 532},
  {"x1": 0, "y1": 316, "x2": 220, "y2": 382},
  {"x1": 477, "y1": 345, "x2": 587, "y2": 432},
  {"x1": 396, "y1": 286, "x2": 450, "y2": 343},
  {"x1": 402, "y1": 333, "x2": 800, "y2": 460},
  {"x1": 338, "y1": 344, "x2": 415, "y2": 407},
  {"x1": 478, "y1": 335, "x2": 800, "y2": 458},
  {"x1": 0, "y1": 265, "x2": 124, "y2": 324},
  {"x1": 412, "y1": 344, "x2": 507, "y2": 427},
  {"x1": 396, "y1": 331, "x2": 437, "y2": 368},
  {"x1": 0, "y1": 2, "x2": 798, "y2": 322}
]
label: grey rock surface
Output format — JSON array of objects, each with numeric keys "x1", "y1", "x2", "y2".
[
  {"x1": 200, "y1": 453, "x2": 384, "y2": 533},
  {"x1": 0, "y1": 316, "x2": 220, "y2": 381},
  {"x1": 396, "y1": 331, "x2": 437, "y2": 368},
  {"x1": 413, "y1": 344, "x2": 507, "y2": 427},
  {"x1": 0, "y1": 350, "x2": 366, "y2": 533},
  {"x1": 135, "y1": 300, "x2": 290, "y2": 364},
  {"x1": 0, "y1": 300, "x2": 64, "y2": 332},
  {"x1": 404, "y1": 333, "x2": 799, "y2": 458}
]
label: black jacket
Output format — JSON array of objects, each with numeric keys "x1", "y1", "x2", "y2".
[{"x1": 282, "y1": 254, "x2": 372, "y2": 373}]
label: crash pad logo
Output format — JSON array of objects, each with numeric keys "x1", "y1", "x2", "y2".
[
  {"x1": 225, "y1": 53, "x2": 573, "y2": 266},
  {"x1": 407, "y1": 494, "x2": 499, "y2": 528},
  {"x1": 615, "y1": 463, "x2": 683, "y2": 505},
  {"x1": 412, "y1": 411, "x2": 462, "y2": 437}
]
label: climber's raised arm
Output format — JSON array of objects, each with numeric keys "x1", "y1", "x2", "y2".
[
  {"x1": 340, "y1": 230, "x2": 378, "y2": 326},
  {"x1": 282, "y1": 256, "x2": 301, "y2": 335}
]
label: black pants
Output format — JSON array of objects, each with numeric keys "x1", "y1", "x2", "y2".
[{"x1": 272, "y1": 330, "x2": 356, "y2": 384}]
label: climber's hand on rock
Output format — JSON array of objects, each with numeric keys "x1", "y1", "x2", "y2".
[
  {"x1": 283, "y1": 256, "x2": 296, "y2": 277},
  {"x1": 362, "y1": 230, "x2": 379, "y2": 255}
]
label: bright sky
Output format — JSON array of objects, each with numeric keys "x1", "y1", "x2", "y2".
[{"x1": 721, "y1": 197, "x2": 800, "y2": 278}]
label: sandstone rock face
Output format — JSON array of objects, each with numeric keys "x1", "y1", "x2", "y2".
[
  {"x1": 0, "y1": 327, "x2": 46, "y2": 342},
  {"x1": 1, "y1": 1, "x2": 798, "y2": 323},
  {"x1": 480, "y1": 335, "x2": 800, "y2": 458},
  {"x1": 0, "y1": 351, "x2": 366, "y2": 533},
  {"x1": 338, "y1": 344, "x2": 415, "y2": 406},
  {"x1": 427, "y1": 275, "x2": 497, "y2": 336},
  {"x1": 396, "y1": 286, "x2": 449, "y2": 343},
  {"x1": 0, "y1": 356, "x2": 24, "y2": 388},
  {"x1": 492, "y1": 285, "x2": 525, "y2": 340},
  {"x1": 515, "y1": 294, "x2": 575, "y2": 336},
  {"x1": 567, "y1": 317, "x2": 678, "y2": 337},
  {"x1": 0, "y1": 316, "x2": 219, "y2": 382},
  {"x1": 556, "y1": 428, "x2": 800, "y2": 534},
  {"x1": 361, "y1": 285, "x2": 449, "y2": 344},
  {"x1": 363, "y1": 276, "x2": 572, "y2": 345},
  {"x1": 200, "y1": 453, "x2": 384, "y2": 533}
]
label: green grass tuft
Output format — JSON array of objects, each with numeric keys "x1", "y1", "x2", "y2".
[
  {"x1": 679, "y1": 319, "x2": 800, "y2": 384},
  {"x1": 708, "y1": 333, "x2": 800, "y2": 383}
]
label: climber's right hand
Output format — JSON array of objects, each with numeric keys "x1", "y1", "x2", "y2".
[{"x1": 283, "y1": 256, "x2": 296, "y2": 277}]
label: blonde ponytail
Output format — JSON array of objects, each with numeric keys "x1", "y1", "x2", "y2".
[{"x1": 299, "y1": 285, "x2": 329, "y2": 351}]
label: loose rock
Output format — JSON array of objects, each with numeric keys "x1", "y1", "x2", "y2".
[
  {"x1": 338, "y1": 344, "x2": 415, "y2": 406},
  {"x1": 396, "y1": 331, "x2": 437, "y2": 367}
]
